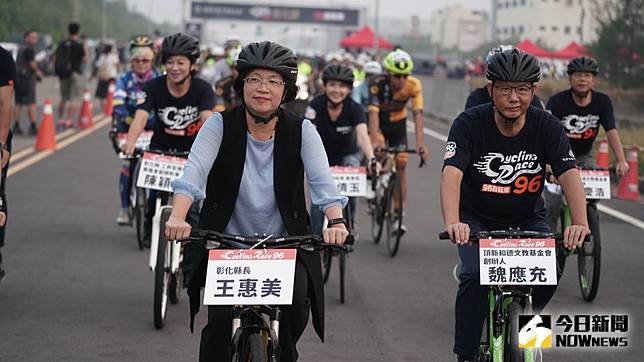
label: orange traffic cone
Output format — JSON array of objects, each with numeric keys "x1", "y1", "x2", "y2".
[
  {"x1": 616, "y1": 146, "x2": 640, "y2": 201},
  {"x1": 77, "y1": 89, "x2": 94, "y2": 129},
  {"x1": 103, "y1": 81, "x2": 115, "y2": 116},
  {"x1": 35, "y1": 99, "x2": 57, "y2": 151},
  {"x1": 596, "y1": 139, "x2": 609, "y2": 169}
]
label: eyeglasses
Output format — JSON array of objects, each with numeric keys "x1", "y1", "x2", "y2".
[
  {"x1": 571, "y1": 72, "x2": 594, "y2": 79},
  {"x1": 392, "y1": 74, "x2": 408, "y2": 79},
  {"x1": 244, "y1": 76, "x2": 285, "y2": 89},
  {"x1": 132, "y1": 58, "x2": 152, "y2": 64},
  {"x1": 494, "y1": 85, "x2": 534, "y2": 97}
]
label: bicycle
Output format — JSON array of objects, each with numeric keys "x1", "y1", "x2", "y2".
[
  {"x1": 109, "y1": 130, "x2": 151, "y2": 250},
  {"x1": 440, "y1": 229, "x2": 584, "y2": 362},
  {"x1": 180, "y1": 228, "x2": 352, "y2": 361},
  {"x1": 547, "y1": 167, "x2": 606, "y2": 302},
  {"x1": 132, "y1": 148, "x2": 189, "y2": 329},
  {"x1": 369, "y1": 147, "x2": 425, "y2": 257},
  {"x1": 321, "y1": 164, "x2": 368, "y2": 304}
]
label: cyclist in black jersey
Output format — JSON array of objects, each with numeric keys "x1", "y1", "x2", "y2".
[
  {"x1": 306, "y1": 64, "x2": 381, "y2": 234},
  {"x1": 465, "y1": 45, "x2": 544, "y2": 110},
  {"x1": 0, "y1": 45, "x2": 15, "y2": 281},
  {"x1": 544, "y1": 56, "x2": 629, "y2": 229},
  {"x1": 441, "y1": 49, "x2": 590, "y2": 362}
]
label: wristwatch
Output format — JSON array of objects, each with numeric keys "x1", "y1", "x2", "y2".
[{"x1": 326, "y1": 218, "x2": 348, "y2": 229}]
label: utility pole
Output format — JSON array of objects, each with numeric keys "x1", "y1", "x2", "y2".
[
  {"x1": 374, "y1": 0, "x2": 380, "y2": 58},
  {"x1": 101, "y1": 0, "x2": 108, "y2": 40},
  {"x1": 73, "y1": 0, "x2": 80, "y2": 22}
]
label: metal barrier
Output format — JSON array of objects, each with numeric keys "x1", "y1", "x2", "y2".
[{"x1": 417, "y1": 75, "x2": 470, "y2": 125}]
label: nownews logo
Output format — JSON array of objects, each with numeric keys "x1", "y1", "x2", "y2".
[{"x1": 519, "y1": 314, "x2": 629, "y2": 349}]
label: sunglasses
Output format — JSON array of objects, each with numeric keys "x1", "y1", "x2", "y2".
[{"x1": 392, "y1": 74, "x2": 408, "y2": 79}]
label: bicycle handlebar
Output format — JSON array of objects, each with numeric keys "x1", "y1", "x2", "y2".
[
  {"x1": 374, "y1": 147, "x2": 426, "y2": 168},
  {"x1": 438, "y1": 230, "x2": 590, "y2": 242},
  {"x1": 180, "y1": 228, "x2": 353, "y2": 252}
]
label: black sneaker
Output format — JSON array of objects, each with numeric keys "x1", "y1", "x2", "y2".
[
  {"x1": 12, "y1": 123, "x2": 23, "y2": 135},
  {"x1": 28, "y1": 123, "x2": 38, "y2": 135}
]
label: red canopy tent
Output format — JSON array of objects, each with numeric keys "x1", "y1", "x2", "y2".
[
  {"x1": 340, "y1": 26, "x2": 394, "y2": 49},
  {"x1": 514, "y1": 39, "x2": 553, "y2": 58},
  {"x1": 550, "y1": 41, "x2": 587, "y2": 59}
]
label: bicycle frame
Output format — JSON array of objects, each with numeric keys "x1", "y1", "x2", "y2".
[
  {"x1": 487, "y1": 286, "x2": 535, "y2": 362},
  {"x1": 149, "y1": 201, "x2": 181, "y2": 274}
]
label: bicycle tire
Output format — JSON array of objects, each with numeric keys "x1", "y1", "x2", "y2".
[
  {"x1": 339, "y1": 251, "x2": 346, "y2": 304},
  {"x1": 386, "y1": 174, "x2": 404, "y2": 257},
  {"x1": 505, "y1": 301, "x2": 524, "y2": 362},
  {"x1": 370, "y1": 179, "x2": 386, "y2": 244},
  {"x1": 578, "y1": 203, "x2": 601, "y2": 302},
  {"x1": 153, "y1": 208, "x2": 171, "y2": 329},
  {"x1": 168, "y1": 271, "x2": 181, "y2": 305},
  {"x1": 134, "y1": 187, "x2": 146, "y2": 250},
  {"x1": 248, "y1": 332, "x2": 268, "y2": 362},
  {"x1": 556, "y1": 206, "x2": 569, "y2": 274}
]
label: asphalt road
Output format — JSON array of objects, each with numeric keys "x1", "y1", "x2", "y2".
[{"x1": 0, "y1": 81, "x2": 642, "y2": 361}]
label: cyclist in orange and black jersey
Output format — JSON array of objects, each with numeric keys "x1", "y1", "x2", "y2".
[{"x1": 368, "y1": 49, "x2": 428, "y2": 232}]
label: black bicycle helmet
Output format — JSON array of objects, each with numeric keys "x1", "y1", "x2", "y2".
[
  {"x1": 486, "y1": 48, "x2": 541, "y2": 83},
  {"x1": 567, "y1": 56, "x2": 598, "y2": 75},
  {"x1": 129, "y1": 35, "x2": 153, "y2": 51},
  {"x1": 322, "y1": 64, "x2": 355, "y2": 87},
  {"x1": 161, "y1": 33, "x2": 200, "y2": 64},
  {"x1": 234, "y1": 41, "x2": 299, "y2": 103}
]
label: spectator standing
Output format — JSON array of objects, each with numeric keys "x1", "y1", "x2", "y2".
[
  {"x1": 13, "y1": 30, "x2": 43, "y2": 136},
  {"x1": 94, "y1": 44, "x2": 119, "y2": 109},
  {"x1": 53, "y1": 22, "x2": 86, "y2": 129}
]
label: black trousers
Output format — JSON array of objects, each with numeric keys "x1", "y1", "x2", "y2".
[{"x1": 199, "y1": 259, "x2": 311, "y2": 361}]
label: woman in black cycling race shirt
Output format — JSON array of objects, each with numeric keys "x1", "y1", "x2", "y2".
[
  {"x1": 441, "y1": 49, "x2": 590, "y2": 362},
  {"x1": 306, "y1": 64, "x2": 380, "y2": 234},
  {"x1": 122, "y1": 33, "x2": 214, "y2": 285}
]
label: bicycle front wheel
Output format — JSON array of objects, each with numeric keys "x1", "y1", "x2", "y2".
[
  {"x1": 248, "y1": 332, "x2": 268, "y2": 362},
  {"x1": 385, "y1": 174, "x2": 404, "y2": 257},
  {"x1": 321, "y1": 249, "x2": 332, "y2": 283},
  {"x1": 370, "y1": 181, "x2": 386, "y2": 244},
  {"x1": 134, "y1": 187, "x2": 147, "y2": 250},
  {"x1": 505, "y1": 301, "x2": 525, "y2": 362},
  {"x1": 153, "y1": 208, "x2": 171, "y2": 329},
  {"x1": 578, "y1": 203, "x2": 601, "y2": 302}
]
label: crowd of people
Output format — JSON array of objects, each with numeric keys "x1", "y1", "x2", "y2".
[{"x1": 0, "y1": 22, "x2": 632, "y2": 361}]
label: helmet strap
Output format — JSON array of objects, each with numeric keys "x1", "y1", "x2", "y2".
[{"x1": 244, "y1": 103, "x2": 280, "y2": 125}]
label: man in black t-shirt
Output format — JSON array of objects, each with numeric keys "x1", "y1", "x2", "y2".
[
  {"x1": 54, "y1": 22, "x2": 87, "y2": 128},
  {"x1": 465, "y1": 45, "x2": 544, "y2": 110},
  {"x1": 0, "y1": 45, "x2": 16, "y2": 281},
  {"x1": 306, "y1": 64, "x2": 380, "y2": 234},
  {"x1": 544, "y1": 56, "x2": 628, "y2": 231},
  {"x1": 441, "y1": 49, "x2": 590, "y2": 362},
  {"x1": 123, "y1": 33, "x2": 213, "y2": 262},
  {"x1": 14, "y1": 30, "x2": 44, "y2": 135}
]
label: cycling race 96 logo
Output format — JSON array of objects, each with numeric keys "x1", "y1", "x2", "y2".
[{"x1": 474, "y1": 151, "x2": 543, "y2": 195}]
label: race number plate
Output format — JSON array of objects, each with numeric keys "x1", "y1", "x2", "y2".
[
  {"x1": 135, "y1": 152, "x2": 186, "y2": 192},
  {"x1": 330, "y1": 166, "x2": 367, "y2": 197},
  {"x1": 117, "y1": 131, "x2": 153, "y2": 150},
  {"x1": 203, "y1": 249, "x2": 297, "y2": 305},
  {"x1": 579, "y1": 170, "x2": 611, "y2": 200},
  {"x1": 479, "y1": 238, "x2": 557, "y2": 285}
]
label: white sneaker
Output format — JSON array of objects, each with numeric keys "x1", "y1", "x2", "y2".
[{"x1": 116, "y1": 208, "x2": 131, "y2": 226}]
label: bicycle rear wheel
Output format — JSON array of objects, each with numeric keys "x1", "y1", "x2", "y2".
[
  {"x1": 578, "y1": 203, "x2": 601, "y2": 302},
  {"x1": 385, "y1": 174, "x2": 404, "y2": 257},
  {"x1": 248, "y1": 332, "x2": 267, "y2": 362},
  {"x1": 153, "y1": 208, "x2": 171, "y2": 329}
]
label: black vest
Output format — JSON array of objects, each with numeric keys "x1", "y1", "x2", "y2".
[{"x1": 188, "y1": 106, "x2": 326, "y2": 340}]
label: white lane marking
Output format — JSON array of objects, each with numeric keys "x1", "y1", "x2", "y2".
[
  {"x1": 8, "y1": 116, "x2": 110, "y2": 177},
  {"x1": 11, "y1": 128, "x2": 77, "y2": 163},
  {"x1": 420, "y1": 124, "x2": 644, "y2": 231}
]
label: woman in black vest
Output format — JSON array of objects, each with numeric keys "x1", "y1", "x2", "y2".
[{"x1": 166, "y1": 41, "x2": 350, "y2": 361}]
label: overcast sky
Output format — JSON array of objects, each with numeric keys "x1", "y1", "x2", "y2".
[{"x1": 126, "y1": 0, "x2": 491, "y2": 25}]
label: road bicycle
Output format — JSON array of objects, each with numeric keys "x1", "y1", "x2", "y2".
[
  {"x1": 181, "y1": 229, "x2": 352, "y2": 361},
  {"x1": 440, "y1": 229, "x2": 587, "y2": 361},
  {"x1": 369, "y1": 146, "x2": 425, "y2": 257},
  {"x1": 547, "y1": 167, "x2": 606, "y2": 302},
  {"x1": 320, "y1": 197, "x2": 355, "y2": 304}
]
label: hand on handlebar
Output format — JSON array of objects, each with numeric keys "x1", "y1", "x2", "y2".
[
  {"x1": 165, "y1": 216, "x2": 193, "y2": 241},
  {"x1": 445, "y1": 222, "x2": 471, "y2": 245},
  {"x1": 369, "y1": 157, "x2": 382, "y2": 176},
  {"x1": 417, "y1": 145, "x2": 429, "y2": 164},
  {"x1": 121, "y1": 140, "x2": 136, "y2": 157},
  {"x1": 323, "y1": 223, "x2": 349, "y2": 245},
  {"x1": 563, "y1": 224, "x2": 591, "y2": 250},
  {"x1": 616, "y1": 160, "x2": 630, "y2": 178}
]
